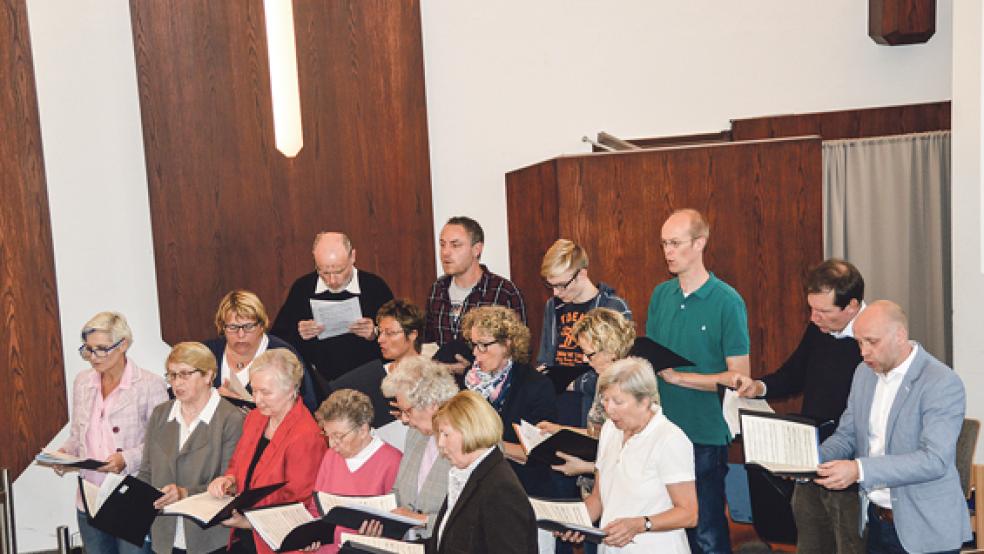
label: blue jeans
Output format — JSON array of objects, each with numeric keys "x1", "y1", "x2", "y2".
[
  {"x1": 77, "y1": 510, "x2": 150, "y2": 554},
  {"x1": 865, "y1": 504, "x2": 958, "y2": 554},
  {"x1": 687, "y1": 444, "x2": 732, "y2": 554}
]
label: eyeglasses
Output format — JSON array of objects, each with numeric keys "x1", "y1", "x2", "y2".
[
  {"x1": 376, "y1": 326, "x2": 406, "y2": 339},
  {"x1": 224, "y1": 321, "x2": 260, "y2": 334},
  {"x1": 78, "y1": 338, "x2": 125, "y2": 360},
  {"x1": 164, "y1": 369, "x2": 205, "y2": 382},
  {"x1": 468, "y1": 339, "x2": 499, "y2": 353},
  {"x1": 322, "y1": 425, "x2": 358, "y2": 443},
  {"x1": 396, "y1": 404, "x2": 415, "y2": 419},
  {"x1": 660, "y1": 237, "x2": 698, "y2": 250},
  {"x1": 543, "y1": 269, "x2": 581, "y2": 291}
]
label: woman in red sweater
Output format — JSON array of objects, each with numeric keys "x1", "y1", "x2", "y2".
[{"x1": 207, "y1": 349, "x2": 326, "y2": 554}]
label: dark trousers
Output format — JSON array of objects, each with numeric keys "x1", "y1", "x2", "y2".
[
  {"x1": 792, "y1": 481, "x2": 865, "y2": 553},
  {"x1": 865, "y1": 503, "x2": 959, "y2": 554},
  {"x1": 687, "y1": 444, "x2": 732, "y2": 554}
]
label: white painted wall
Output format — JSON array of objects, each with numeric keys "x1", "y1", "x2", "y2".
[
  {"x1": 951, "y1": 0, "x2": 984, "y2": 461},
  {"x1": 16, "y1": 0, "x2": 960, "y2": 550},
  {"x1": 18, "y1": 1, "x2": 170, "y2": 550}
]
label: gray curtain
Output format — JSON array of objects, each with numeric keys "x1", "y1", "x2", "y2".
[{"x1": 823, "y1": 130, "x2": 951, "y2": 363}]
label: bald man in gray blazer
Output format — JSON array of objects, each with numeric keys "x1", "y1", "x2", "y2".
[{"x1": 816, "y1": 301, "x2": 970, "y2": 553}]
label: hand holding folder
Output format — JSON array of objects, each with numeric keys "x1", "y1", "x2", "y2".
[
  {"x1": 161, "y1": 481, "x2": 286, "y2": 528},
  {"x1": 513, "y1": 420, "x2": 598, "y2": 466},
  {"x1": 78, "y1": 474, "x2": 164, "y2": 547}
]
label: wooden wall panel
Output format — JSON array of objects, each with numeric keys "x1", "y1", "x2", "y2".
[
  {"x1": 507, "y1": 138, "x2": 822, "y2": 415},
  {"x1": 869, "y1": 0, "x2": 936, "y2": 45},
  {"x1": 0, "y1": 0, "x2": 67, "y2": 478},
  {"x1": 731, "y1": 101, "x2": 950, "y2": 141},
  {"x1": 131, "y1": 0, "x2": 435, "y2": 343}
]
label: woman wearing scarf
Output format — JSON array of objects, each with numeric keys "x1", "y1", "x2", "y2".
[{"x1": 458, "y1": 306, "x2": 556, "y2": 497}]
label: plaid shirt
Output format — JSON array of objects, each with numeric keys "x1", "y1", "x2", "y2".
[{"x1": 424, "y1": 264, "x2": 527, "y2": 345}]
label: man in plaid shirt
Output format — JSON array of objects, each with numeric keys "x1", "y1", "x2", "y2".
[{"x1": 424, "y1": 216, "x2": 527, "y2": 354}]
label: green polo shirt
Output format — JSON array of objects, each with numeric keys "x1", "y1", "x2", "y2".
[{"x1": 645, "y1": 273, "x2": 750, "y2": 445}]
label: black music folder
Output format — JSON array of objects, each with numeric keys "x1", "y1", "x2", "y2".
[
  {"x1": 514, "y1": 421, "x2": 599, "y2": 465},
  {"x1": 35, "y1": 450, "x2": 105, "y2": 470},
  {"x1": 244, "y1": 502, "x2": 335, "y2": 552},
  {"x1": 316, "y1": 504, "x2": 419, "y2": 541},
  {"x1": 541, "y1": 364, "x2": 592, "y2": 394},
  {"x1": 78, "y1": 474, "x2": 164, "y2": 546},
  {"x1": 161, "y1": 481, "x2": 286, "y2": 528},
  {"x1": 628, "y1": 337, "x2": 695, "y2": 372}
]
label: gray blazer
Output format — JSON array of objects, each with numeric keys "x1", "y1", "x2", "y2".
[
  {"x1": 392, "y1": 427, "x2": 450, "y2": 538},
  {"x1": 137, "y1": 395, "x2": 245, "y2": 554},
  {"x1": 820, "y1": 344, "x2": 971, "y2": 552}
]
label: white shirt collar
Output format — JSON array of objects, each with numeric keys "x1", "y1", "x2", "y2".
[
  {"x1": 167, "y1": 388, "x2": 222, "y2": 425},
  {"x1": 221, "y1": 333, "x2": 270, "y2": 387},
  {"x1": 344, "y1": 434, "x2": 384, "y2": 472},
  {"x1": 315, "y1": 267, "x2": 361, "y2": 295},
  {"x1": 830, "y1": 301, "x2": 867, "y2": 339},
  {"x1": 877, "y1": 342, "x2": 918, "y2": 384}
]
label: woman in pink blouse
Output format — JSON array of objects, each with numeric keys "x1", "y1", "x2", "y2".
[
  {"x1": 308, "y1": 389, "x2": 402, "y2": 553},
  {"x1": 55, "y1": 311, "x2": 169, "y2": 554}
]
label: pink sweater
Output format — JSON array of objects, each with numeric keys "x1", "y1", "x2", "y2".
[{"x1": 313, "y1": 441, "x2": 402, "y2": 553}]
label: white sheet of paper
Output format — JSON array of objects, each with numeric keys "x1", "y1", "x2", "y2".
[
  {"x1": 741, "y1": 412, "x2": 819, "y2": 470},
  {"x1": 162, "y1": 491, "x2": 232, "y2": 522},
  {"x1": 310, "y1": 297, "x2": 363, "y2": 339},
  {"x1": 244, "y1": 503, "x2": 314, "y2": 551},
  {"x1": 84, "y1": 473, "x2": 124, "y2": 516},
  {"x1": 722, "y1": 388, "x2": 773, "y2": 436},
  {"x1": 514, "y1": 419, "x2": 550, "y2": 454},
  {"x1": 224, "y1": 374, "x2": 254, "y2": 402},
  {"x1": 316, "y1": 491, "x2": 398, "y2": 513},
  {"x1": 339, "y1": 533, "x2": 424, "y2": 554},
  {"x1": 529, "y1": 498, "x2": 594, "y2": 528}
]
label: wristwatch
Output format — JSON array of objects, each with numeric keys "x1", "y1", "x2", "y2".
[{"x1": 643, "y1": 516, "x2": 652, "y2": 532}]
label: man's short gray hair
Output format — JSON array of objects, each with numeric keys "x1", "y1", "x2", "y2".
[
  {"x1": 381, "y1": 356, "x2": 458, "y2": 409},
  {"x1": 597, "y1": 356, "x2": 660, "y2": 404}
]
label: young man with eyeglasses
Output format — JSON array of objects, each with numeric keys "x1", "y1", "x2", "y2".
[
  {"x1": 646, "y1": 208, "x2": 750, "y2": 554},
  {"x1": 535, "y1": 239, "x2": 631, "y2": 368}
]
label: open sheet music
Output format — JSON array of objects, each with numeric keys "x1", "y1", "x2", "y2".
[
  {"x1": 161, "y1": 481, "x2": 286, "y2": 528},
  {"x1": 513, "y1": 420, "x2": 598, "y2": 465},
  {"x1": 244, "y1": 502, "x2": 332, "y2": 552},
  {"x1": 529, "y1": 498, "x2": 606, "y2": 543},
  {"x1": 315, "y1": 492, "x2": 419, "y2": 540},
  {"x1": 740, "y1": 409, "x2": 820, "y2": 477},
  {"x1": 339, "y1": 533, "x2": 424, "y2": 554},
  {"x1": 35, "y1": 449, "x2": 104, "y2": 470},
  {"x1": 310, "y1": 297, "x2": 363, "y2": 339},
  {"x1": 316, "y1": 492, "x2": 398, "y2": 513},
  {"x1": 78, "y1": 474, "x2": 163, "y2": 546},
  {"x1": 722, "y1": 389, "x2": 773, "y2": 437}
]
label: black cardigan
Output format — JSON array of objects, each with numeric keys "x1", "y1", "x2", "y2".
[
  {"x1": 759, "y1": 323, "x2": 862, "y2": 425},
  {"x1": 270, "y1": 269, "x2": 394, "y2": 388},
  {"x1": 427, "y1": 448, "x2": 537, "y2": 554},
  {"x1": 495, "y1": 362, "x2": 557, "y2": 497}
]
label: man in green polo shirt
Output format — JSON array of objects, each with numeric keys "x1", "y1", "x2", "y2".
[{"x1": 646, "y1": 208, "x2": 750, "y2": 554}]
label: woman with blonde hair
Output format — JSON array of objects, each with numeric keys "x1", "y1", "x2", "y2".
[
  {"x1": 458, "y1": 306, "x2": 556, "y2": 497},
  {"x1": 206, "y1": 290, "x2": 317, "y2": 410},
  {"x1": 427, "y1": 390, "x2": 537, "y2": 553},
  {"x1": 138, "y1": 342, "x2": 244, "y2": 554},
  {"x1": 55, "y1": 311, "x2": 168, "y2": 554},
  {"x1": 558, "y1": 357, "x2": 697, "y2": 553}
]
